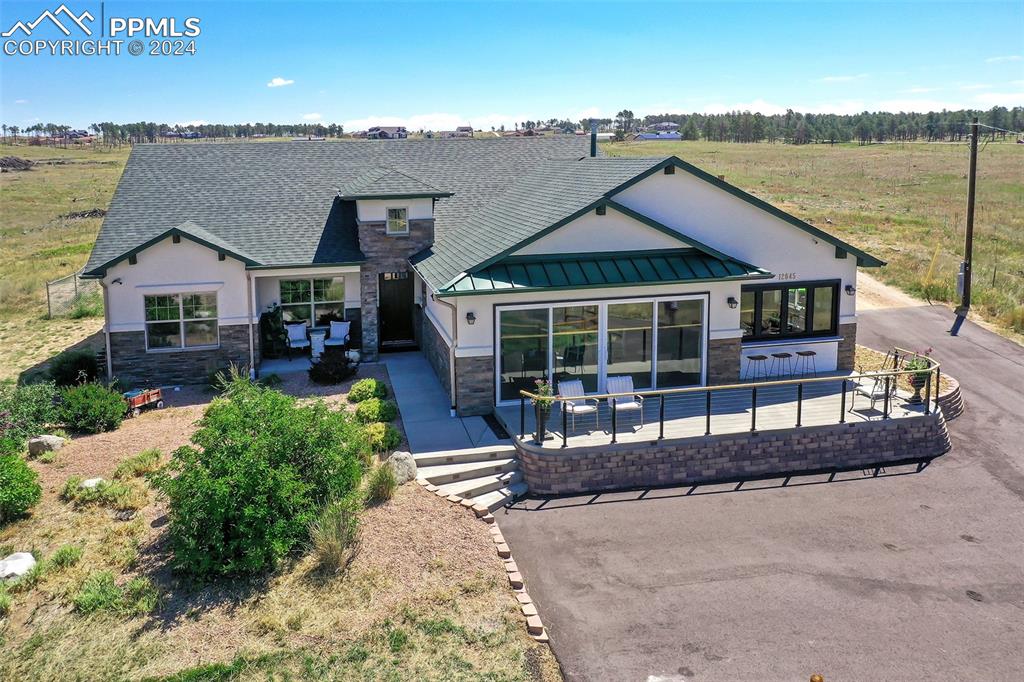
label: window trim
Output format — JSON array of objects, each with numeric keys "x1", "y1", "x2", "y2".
[
  {"x1": 385, "y1": 206, "x2": 410, "y2": 235},
  {"x1": 740, "y1": 279, "x2": 840, "y2": 342},
  {"x1": 278, "y1": 277, "x2": 346, "y2": 326},
  {"x1": 143, "y1": 292, "x2": 220, "y2": 352}
]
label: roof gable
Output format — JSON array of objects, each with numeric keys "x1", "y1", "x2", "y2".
[{"x1": 337, "y1": 167, "x2": 453, "y2": 200}]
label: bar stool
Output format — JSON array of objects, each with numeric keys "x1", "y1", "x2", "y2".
[
  {"x1": 795, "y1": 350, "x2": 818, "y2": 377},
  {"x1": 769, "y1": 352, "x2": 794, "y2": 377},
  {"x1": 743, "y1": 354, "x2": 769, "y2": 382}
]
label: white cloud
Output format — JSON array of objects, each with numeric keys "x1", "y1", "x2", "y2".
[
  {"x1": 302, "y1": 112, "x2": 322, "y2": 121},
  {"x1": 694, "y1": 99, "x2": 867, "y2": 116},
  {"x1": 174, "y1": 119, "x2": 208, "y2": 127},
  {"x1": 1011, "y1": 80, "x2": 1024, "y2": 87},
  {"x1": 985, "y1": 55, "x2": 1022, "y2": 63},
  {"x1": 817, "y1": 73, "x2": 869, "y2": 83},
  {"x1": 972, "y1": 91, "x2": 1024, "y2": 107},
  {"x1": 960, "y1": 83, "x2": 992, "y2": 91},
  {"x1": 14, "y1": 98, "x2": 28, "y2": 104},
  {"x1": 266, "y1": 77, "x2": 295, "y2": 88},
  {"x1": 875, "y1": 98, "x2": 963, "y2": 112},
  {"x1": 906, "y1": 86, "x2": 939, "y2": 94},
  {"x1": 342, "y1": 112, "x2": 535, "y2": 132}
]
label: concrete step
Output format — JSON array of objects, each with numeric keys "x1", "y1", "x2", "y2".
[
  {"x1": 413, "y1": 444, "x2": 517, "y2": 467},
  {"x1": 472, "y1": 481, "x2": 529, "y2": 512},
  {"x1": 437, "y1": 470, "x2": 523, "y2": 499},
  {"x1": 417, "y1": 458, "x2": 518, "y2": 486}
]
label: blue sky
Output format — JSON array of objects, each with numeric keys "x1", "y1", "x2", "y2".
[{"x1": 1, "y1": 1, "x2": 1022, "y2": 130}]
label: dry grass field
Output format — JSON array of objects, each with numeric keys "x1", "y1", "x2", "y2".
[{"x1": 605, "y1": 140, "x2": 1024, "y2": 336}]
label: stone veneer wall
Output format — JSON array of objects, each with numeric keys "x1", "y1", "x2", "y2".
[
  {"x1": 110, "y1": 324, "x2": 253, "y2": 386},
  {"x1": 837, "y1": 322, "x2": 856, "y2": 371},
  {"x1": 707, "y1": 337, "x2": 741, "y2": 385},
  {"x1": 516, "y1": 412, "x2": 952, "y2": 495},
  {"x1": 356, "y1": 218, "x2": 434, "y2": 360},
  {"x1": 455, "y1": 355, "x2": 494, "y2": 417},
  {"x1": 421, "y1": 312, "x2": 452, "y2": 408}
]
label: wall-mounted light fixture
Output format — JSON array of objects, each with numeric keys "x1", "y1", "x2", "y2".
[
  {"x1": 845, "y1": 285, "x2": 856, "y2": 296},
  {"x1": 466, "y1": 312, "x2": 476, "y2": 325},
  {"x1": 727, "y1": 296, "x2": 739, "y2": 309},
  {"x1": 111, "y1": 278, "x2": 123, "y2": 285}
]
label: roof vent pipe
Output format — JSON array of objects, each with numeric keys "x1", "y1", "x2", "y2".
[{"x1": 590, "y1": 120, "x2": 597, "y2": 157}]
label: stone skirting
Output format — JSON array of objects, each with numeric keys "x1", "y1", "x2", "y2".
[
  {"x1": 455, "y1": 355, "x2": 494, "y2": 417},
  {"x1": 707, "y1": 337, "x2": 741, "y2": 385},
  {"x1": 110, "y1": 324, "x2": 253, "y2": 386},
  {"x1": 421, "y1": 313, "x2": 453, "y2": 407},
  {"x1": 515, "y1": 412, "x2": 952, "y2": 495},
  {"x1": 837, "y1": 322, "x2": 857, "y2": 371}
]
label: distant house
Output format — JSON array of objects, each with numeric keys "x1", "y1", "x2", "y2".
[
  {"x1": 650, "y1": 121, "x2": 680, "y2": 132},
  {"x1": 634, "y1": 132, "x2": 682, "y2": 141},
  {"x1": 455, "y1": 126, "x2": 474, "y2": 137},
  {"x1": 367, "y1": 126, "x2": 408, "y2": 140}
]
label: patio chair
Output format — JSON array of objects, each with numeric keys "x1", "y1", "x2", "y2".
[
  {"x1": 849, "y1": 372, "x2": 897, "y2": 412},
  {"x1": 285, "y1": 323, "x2": 310, "y2": 360},
  {"x1": 605, "y1": 375, "x2": 644, "y2": 427},
  {"x1": 323, "y1": 320, "x2": 351, "y2": 349},
  {"x1": 557, "y1": 378, "x2": 599, "y2": 432}
]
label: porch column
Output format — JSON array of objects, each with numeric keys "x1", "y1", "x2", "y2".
[{"x1": 360, "y1": 268, "x2": 379, "y2": 361}]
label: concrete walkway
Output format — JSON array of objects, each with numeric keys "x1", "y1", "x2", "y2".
[{"x1": 382, "y1": 352, "x2": 506, "y2": 454}]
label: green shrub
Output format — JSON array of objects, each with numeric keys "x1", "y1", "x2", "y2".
[
  {"x1": 113, "y1": 448, "x2": 162, "y2": 479},
  {"x1": 0, "y1": 453, "x2": 42, "y2": 524},
  {"x1": 73, "y1": 571, "x2": 157, "y2": 616},
  {"x1": 367, "y1": 464, "x2": 397, "y2": 503},
  {"x1": 60, "y1": 382, "x2": 125, "y2": 434},
  {"x1": 354, "y1": 398, "x2": 397, "y2": 424},
  {"x1": 49, "y1": 544, "x2": 84, "y2": 570},
  {"x1": 362, "y1": 422, "x2": 401, "y2": 453},
  {"x1": 347, "y1": 378, "x2": 388, "y2": 403},
  {"x1": 151, "y1": 376, "x2": 366, "y2": 578},
  {"x1": 308, "y1": 348, "x2": 358, "y2": 385},
  {"x1": 0, "y1": 382, "x2": 59, "y2": 456},
  {"x1": 61, "y1": 476, "x2": 145, "y2": 511},
  {"x1": 48, "y1": 349, "x2": 99, "y2": 387},
  {"x1": 309, "y1": 494, "x2": 361, "y2": 573},
  {"x1": 67, "y1": 292, "x2": 104, "y2": 320}
]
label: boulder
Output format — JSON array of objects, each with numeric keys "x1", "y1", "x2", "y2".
[
  {"x1": 388, "y1": 451, "x2": 417, "y2": 485},
  {"x1": 28, "y1": 435, "x2": 65, "y2": 456},
  {"x1": 80, "y1": 477, "x2": 105, "y2": 489},
  {"x1": 0, "y1": 552, "x2": 37, "y2": 581}
]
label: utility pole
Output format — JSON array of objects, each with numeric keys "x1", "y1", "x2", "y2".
[{"x1": 950, "y1": 116, "x2": 979, "y2": 336}]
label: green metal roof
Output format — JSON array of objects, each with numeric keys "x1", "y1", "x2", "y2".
[{"x1": 437, "y1": 248, "x2": 772, "y2": 296}]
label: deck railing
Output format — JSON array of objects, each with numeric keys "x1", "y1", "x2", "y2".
[{"x1": 518, "y1": 347, "x2": 941, "y2": 448}]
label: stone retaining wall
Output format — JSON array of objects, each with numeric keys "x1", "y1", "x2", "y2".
[
  {"x1": 936, "y1": 375, "x2": 964, "y2": 421},
  {"x1": 516, "y1": 412, "x2": 952, "y2": 495},
  {"x1": 110, "y1": 324, "x2": 253, "y2": 386}
]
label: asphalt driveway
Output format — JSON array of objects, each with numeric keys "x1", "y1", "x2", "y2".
[{"x1": 498, "y1": 303, "x2": 1024, "y2": 681}]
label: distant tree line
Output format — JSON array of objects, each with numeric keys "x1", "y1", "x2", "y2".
[{"x1": 0, "y1": 121, "x2": 343, "y2": 145}]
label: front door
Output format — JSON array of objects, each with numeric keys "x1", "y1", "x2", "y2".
[{"x1": 378, "y1": 272, "x2": 416, "y2": 350}]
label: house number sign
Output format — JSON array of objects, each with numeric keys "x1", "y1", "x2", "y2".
[{"x1": 777, "y1": 272, "x2": 798, "y2": 280}]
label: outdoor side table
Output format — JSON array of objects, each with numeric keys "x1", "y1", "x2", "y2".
[{"x1": 310, "y1": 330, "x2": 326, "y2": 360}]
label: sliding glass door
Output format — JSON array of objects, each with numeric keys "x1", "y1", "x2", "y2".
[{"x1": 496, "y1": 295, "x2": 707, "y2": 404}]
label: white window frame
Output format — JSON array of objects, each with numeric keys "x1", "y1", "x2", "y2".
[
  {"x1": 385, "y1": 206, "x2": 410, "y2": 235},
  {"x1": 278, "y1": 277, "x2": 346, "y2": 326},
  {"x1": 493, "y1": 293, "x2": 708, "y2": 406},
  {"x1": 143, "y1": 291, "x2": 220, "y2": 352}
]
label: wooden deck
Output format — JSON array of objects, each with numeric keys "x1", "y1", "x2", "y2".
[{"x1": 495, "y1": 373, "x2": 932, "y2": 449}]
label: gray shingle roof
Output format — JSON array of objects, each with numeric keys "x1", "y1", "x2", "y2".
[
  {"x1": 84, "y1": 137, "x2": 589, "y2": 277},
  {"x1": 337, "y1": 167, "x2": 452, "y2": 200}
]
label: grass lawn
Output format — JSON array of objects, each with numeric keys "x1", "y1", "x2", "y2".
[
  {"x1": 603, "y1": 140, "x2": 1024, "y2": 337},
  {"x1": 0, "y1": 370, "x2": 560, "y2": 681}
]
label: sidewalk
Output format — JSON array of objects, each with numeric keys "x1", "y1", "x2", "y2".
[{"x1": 382, "y1": 352, "x2": 507, "y2": 454}]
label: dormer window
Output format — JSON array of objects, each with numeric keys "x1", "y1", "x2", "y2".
[{"x1": 386, "y1": 207, "x2": 409, "y2": 235}]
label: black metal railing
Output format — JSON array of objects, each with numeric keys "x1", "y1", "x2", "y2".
[{"x1": 518, "y1": 349, "x2": 942, "y2": 448}]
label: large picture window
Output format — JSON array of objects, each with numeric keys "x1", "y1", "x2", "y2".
[
  {"x1": 280, "y1": 277, "x2": 345, "y2": 326},
  {"x1": 144, "y1": 292, "x2": 218, "y2": 350},
  {"x1": 740, "y1": 281, "x2": 838, "y2": 341}
]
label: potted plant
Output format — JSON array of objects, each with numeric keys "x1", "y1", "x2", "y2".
[
  {"x1": 904, "y1": 348, "x2": 933, "y2": 404},
  {"x1": 531, "y1": 378, "x2": 554, "y2": 443}
]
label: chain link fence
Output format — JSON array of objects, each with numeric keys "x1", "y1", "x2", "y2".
[{"x1": 45, "y1": 269, "x2": 102, "y2": 318}]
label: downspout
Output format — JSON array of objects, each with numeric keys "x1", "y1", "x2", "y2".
[
  {"x1": 246, "y1": 271, "x2": 256, "y2": 378},
  {"x1": 432, "y1": 294, "x2": 458, "y2": 414},
  {"x1": 98, "y1": 279, "x2": 113, "y2": 381}
]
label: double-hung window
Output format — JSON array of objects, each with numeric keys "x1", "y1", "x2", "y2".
[
  {"x1": 386, "y1": 207, "x2": 409, "y2": 235},
  {"x1": 740, "y1": 281, "x2": 838, "y2": 341},
  {"x1": 144, "y1": 293, "x2": 218, "y2": 350},
  {"x1": 280, "y1": 277, "x2": 345, "y2": 326}
]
